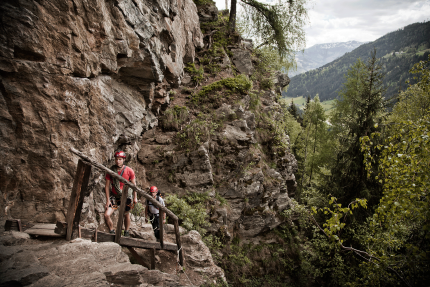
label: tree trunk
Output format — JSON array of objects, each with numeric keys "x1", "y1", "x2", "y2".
[{"x1": 228, "y1": 0, "x2": 237, "y2": 33}]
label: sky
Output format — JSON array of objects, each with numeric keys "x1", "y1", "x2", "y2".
[{"x1": 213, "y1": 0, "x2": 430, "y2": 48}]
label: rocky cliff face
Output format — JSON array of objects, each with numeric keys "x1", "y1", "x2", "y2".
[
  {"x1": 0, "y1": 0, "x2": 202, "y2": 222},
  {"x1": 1, "y1": 0, "x2": 297, "y2": 268}
]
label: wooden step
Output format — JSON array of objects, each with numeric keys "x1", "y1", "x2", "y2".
[{"x1": 25, "y1": 224, "x2": 63, "y2": 237}]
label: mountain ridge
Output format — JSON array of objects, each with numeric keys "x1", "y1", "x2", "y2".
[
  {"x1": 290, "y1": 40, "x2": 365, "y2": 76},
  {"x1": 285, "y1": 21, "x2": 430, "y2": 101}
]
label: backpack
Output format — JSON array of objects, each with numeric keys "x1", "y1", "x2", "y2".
[{"x1": 147, "y1": 192, "x2": 162, "y2": 214}]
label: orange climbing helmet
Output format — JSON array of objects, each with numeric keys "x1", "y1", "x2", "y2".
[
  {"x1": 114, "y1": 151, "x2": 126, "y2": 158},
  {"x1": 150, "y1": 186, "x2": 158, "y2": 193}
]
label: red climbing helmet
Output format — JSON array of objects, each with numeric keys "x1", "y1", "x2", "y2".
[
  {"x1": 150, "y1": 186, "x2": 158, "y2": 193},
  {"x1": 114, "y1": 151, "x2": 126, "y2": 158}
]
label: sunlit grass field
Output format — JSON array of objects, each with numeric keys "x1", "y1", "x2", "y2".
[{"x1": 283, "y1": 96, "x2": 336, "y2": 116}]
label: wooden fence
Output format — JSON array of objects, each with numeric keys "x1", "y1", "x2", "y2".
[{"x1": 67, "y1": 147, "x2": 184, "y2": 266}]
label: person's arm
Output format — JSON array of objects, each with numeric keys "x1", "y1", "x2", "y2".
[{"x1": 105, "y1": 179, "x2": 111, "y2": 210}]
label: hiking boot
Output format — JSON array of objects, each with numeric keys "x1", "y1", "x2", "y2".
[
  {"x1": 109, "y1": 229, "x2": 115, "y2": 234},
  {"x1": 124, "y1": 230, "x2": 130, "y2": 237}
]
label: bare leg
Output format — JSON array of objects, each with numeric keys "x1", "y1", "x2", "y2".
[
  {"x1": 104, "y1": 207, "x2": 114, "y2": 231},
  {"x1": 124, "y1": 213, "x2": 131, "y2": 231}
]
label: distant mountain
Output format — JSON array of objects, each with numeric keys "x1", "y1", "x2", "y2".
[
  {"x1": 284, "y1": 21, "x2": 430, "y2": 102},
  {"x1": 289, "y1": 41, "x2": 365, "y2": 77}
]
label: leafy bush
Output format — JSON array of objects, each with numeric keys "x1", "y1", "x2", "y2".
[
  {"x1": 165, "y1": 194, "x2": 209, "y2": 236},
  {"x1": 160, "y1": 105, "x2": 189, "y2": 131},
  {"x1": 177, "y1": 113, "x2": 219, "y2": 151},
  {"x1": 185, "y1": 63, "x2": 204, "y2": 85}
]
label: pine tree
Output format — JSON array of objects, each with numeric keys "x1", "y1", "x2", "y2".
[{"x1": 327, "y1": 49, "x2": 386, "y2": 207}]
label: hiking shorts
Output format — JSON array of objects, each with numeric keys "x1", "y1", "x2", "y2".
[{"x1": 109, "y1": 196, "x2": 132, "y2": 213}]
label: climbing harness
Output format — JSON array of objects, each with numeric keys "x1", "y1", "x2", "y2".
[
  {"x1": 109, "y1": 194, "x2": 135, "y2": 211},
  {"x1": 110, "y1": 164, "x2": 133, "y2": 198}
]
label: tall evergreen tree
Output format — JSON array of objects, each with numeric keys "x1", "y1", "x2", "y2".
[{"x1": 327, "y1": 50, "x2": 386, "y2": 206}]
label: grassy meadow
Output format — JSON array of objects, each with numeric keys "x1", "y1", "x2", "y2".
[{"x1": 283, "y1": 96, "x2": 336, "y2": 116}]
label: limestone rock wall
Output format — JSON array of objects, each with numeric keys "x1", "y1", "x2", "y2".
[{"x1": 0, "y1": 0, "x2": 203, "y2": 222}]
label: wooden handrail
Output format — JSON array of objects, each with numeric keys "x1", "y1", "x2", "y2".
[
  {"x1": 70, "y1": 147, "x2": 178, "y2": 220},
  {"x1": 69, "y1": 147, "x2": 184, "y2": 265}
]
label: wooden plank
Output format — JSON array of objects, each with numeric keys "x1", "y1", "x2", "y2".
[
  {"x1": 127, "y1": 247, "x2": 150, "y2": 269},
  {"x1": 150, "y1": 248, "x2": 155, "y2": 270},
  {"x1": 66, "y1": 160, "x2": 91, "y2": 241},
  {"x1": 174, "y1": 220, "x2": 184, "y2": 266},
  {"x1": 120, "y1": 237, "x2": 178, "y2": 251},
  {"x1": 31, "y1": 224, "x2": 57, "y2": 229},
  {"x1": 70, "y1": 147, "x2": 178, "y2": 221},
  {"x1": 96, "y1": 231, "x2": 115, "y2": 243},
  {"x1": 115, "y1": 184, "x2": 129, "y2": 243},
  {"x1": 25, "y1": 228, "x2": 63, "y2": 237},
  {"x1": 80, "y1": 228, "x2": 94, "y2": 239},
  {"x1": 159, "y1": 210, "x2": 164, "y2": 249}
]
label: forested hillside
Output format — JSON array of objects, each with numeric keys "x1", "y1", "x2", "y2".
[{"x1": 285, "y1": 21, "x2": 430, "y2": 101}]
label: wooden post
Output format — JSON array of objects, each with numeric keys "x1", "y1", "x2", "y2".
[
  {"x1": 115, "y1": 184, "x2": 129, "y2": 243},
  {"x1": 150, "y1": 248, "x2": 156, "y2": 270},
  {"x1": 174, "y1": 219, "x2": 184, "y2": 266},
  {"x1": 94, "y1": 227, "x2": 97, "y2": 242},
  {"x1": 127, "y1": 247, "x2": 150, "y2": 269},
  {"x1": 66, "y1": 159, "x2": 92, "y2": 241},
  {"x1": 159, "y1": 210, "x2": 164, "y2": 249},
  {"x1": 4, "y1": 219, "x2": 22, "y2": 232}
]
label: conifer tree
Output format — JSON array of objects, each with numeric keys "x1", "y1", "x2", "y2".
[{"x1": 327, "y1": 49, "x2": 386, "y2": 206}]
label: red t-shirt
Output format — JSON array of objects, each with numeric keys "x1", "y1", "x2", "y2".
[{"x1": 106, "y1": 166, "x2": 135, "y2": 195}]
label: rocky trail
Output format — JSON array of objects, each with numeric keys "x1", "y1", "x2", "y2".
[{"x1": 0, "y1": 219, "x2": 224, "y2": 286}]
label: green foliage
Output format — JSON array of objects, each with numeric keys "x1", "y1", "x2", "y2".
[
  {"x1": 215, "y1": 192, "x2": 227, "y2": 206},
  {"x1": 192, "y1": 74, "x2": 252, "y2": 105},
  {"x1": 285, "y1": 21, "x2": 430, "y2": 102},
  {"x1": 325, "y1": 51, "x2": 386, "y2": 207},
  {"x1": 296, "y1": 95, "x2": 331, "y2": 189},
  {"x1": 131, "y1": 202, "x2": 146, "y2": 224},
  {"x1": 177, "y1": 113, "x2": 219, "y2": 151},
  {"x1": 160, "y1": 105, "x2": 189, "y2": 131},
  {"x1": 236, "y1": 0, "x2": 308, "y2": 60},
  {"x1": 165, "y1": 194, "x2": 209, "y2": 235},
  {"x1": 313, "y1": 197, "x2": 367, "y2": 243},
  {"x1": 185, "y1": 62, "x2": 204, "y2": 85},
  {"x1": 356, "y1": 56, "x2": 430, "y2": 285}
]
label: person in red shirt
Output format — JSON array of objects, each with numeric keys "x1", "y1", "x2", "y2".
[{"x1": 104, "y1": 151, "x2": 137, "y2": 237}]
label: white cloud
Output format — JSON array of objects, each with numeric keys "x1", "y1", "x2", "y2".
[{"x1": 212, "y1": 0, "x2": 430, "y2": 48}]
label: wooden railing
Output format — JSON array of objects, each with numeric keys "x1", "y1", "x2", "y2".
[{"x1": 67, "y1": 147, "x2": 184, "y2": 266}]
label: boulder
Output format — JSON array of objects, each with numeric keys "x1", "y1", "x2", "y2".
[{"x1": 231, "y1": 49, "x2": 254, "y2": 75}]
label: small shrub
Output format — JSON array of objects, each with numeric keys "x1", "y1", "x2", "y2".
[
  {"x1": 177, "y1": 113, "x2": 219, "y2": 150},
  {"x1": 185, "y1": 63, "x2": 204, "y2": 85},
  {"x1": 165, "y1": 194, "x2": 209, "y2": 235},
  {"x1": 160, "y1": 105, "x2": 189, "y2": 131}
]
